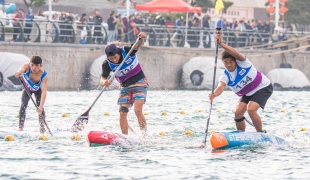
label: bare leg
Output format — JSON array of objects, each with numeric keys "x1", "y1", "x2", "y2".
[
  {"x1": 234, "y1": 102, "x2": 247, "y2": 131},
  {"x1": 119, "y1": 104, "x2": 130, "y2": 135},
  {"x1": 247, "y1": 101, "x2": 262, "y2": 132},
  {"x1": 134, "y1": 99, "x2": 147, "y2": 136}
]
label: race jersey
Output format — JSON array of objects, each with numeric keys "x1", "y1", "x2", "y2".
[
  {"x1": 219, "y1": 58, "x2": 270, "y2": 96},
  {"x1": 21, "y1": 65, "x2": 47, "y2": 93},
  {"x1": 105, "y1": 46, "x2": 142, "y2": 83}
]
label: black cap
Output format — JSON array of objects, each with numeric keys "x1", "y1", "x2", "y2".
[{"x1": 105, "y1": 44, "x2": 118, "y2": 56}]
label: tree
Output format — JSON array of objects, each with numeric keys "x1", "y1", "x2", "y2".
[
  {"x1": 265, "y1": 0, "x2": 310, "y2": 25},
  {"x1": 190, "y1": 0, "x2": 233, "y2": 13},
  {"x1": 285, "y1": 0, "x2": 310, "y2": 25},
  {"x1": 23, "y1": 0, "x2": 46, "y2": 8}
]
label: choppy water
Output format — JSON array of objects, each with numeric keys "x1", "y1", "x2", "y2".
[{"x1": 0, "y1": 90, "x2": 310, "y2": 179}]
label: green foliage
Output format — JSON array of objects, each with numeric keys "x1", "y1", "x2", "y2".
[
  {"x1": 190, "y1": 0, "x2": 214, "y2": 12},
  {"x1": 23, "y1": 0, "x2": 46, "y2": 8},
  {"x1": 140, "y1": 12, "x2": 187, "y2": 24},
  {"x1": 266, "y1": 0, "x2": 310, "y2": 24},
  {"x1": 5, "y1": 27, "x2": 13, "y2": 33},
  {"x1": 191, "y1": 0, "x2": 233, "y2": 14},
  {"x1": 285, "y1": 0, "x2": 310, "y2": 24},
  {"x1": 106, "y1": 0, "x2": 119, "y2": 3},
  {"x1": 222, "y1": 1, "x2": 233, "y2": 14}
]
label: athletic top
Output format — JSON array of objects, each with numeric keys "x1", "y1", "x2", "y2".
[
  {"x1": 21, "y1": 65, "x2": 47, "y2": 93},
  {"x1": 219, "y1": 58, "x2": 270, "y2": 96},
  {"x1": 102, "y1": 46, "x2": 145, "y2": 87}
]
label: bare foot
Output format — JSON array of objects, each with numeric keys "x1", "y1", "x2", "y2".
[{"x1": 19, "y1": 128, "x2": 23, "y2": 131}]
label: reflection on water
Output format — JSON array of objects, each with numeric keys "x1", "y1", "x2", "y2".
[{"x1": 0, "y1": 90, "x2": 310, "y2": 179}]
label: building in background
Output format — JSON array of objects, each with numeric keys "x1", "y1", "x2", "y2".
[{"x1": 209, "y1": 0, "x2": 268, "y2": 22}]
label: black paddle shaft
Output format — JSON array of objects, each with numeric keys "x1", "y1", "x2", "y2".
[
  {"x1": 18, "y1": 77, "x2": 53, "y2": 136},
  {"x1": 201, "y1": 27, "x2": 221, "y2": 147}
]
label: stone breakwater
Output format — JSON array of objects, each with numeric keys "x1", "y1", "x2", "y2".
[{"x1": 1, "y1": 42, "x2": 309, "y2": 90}]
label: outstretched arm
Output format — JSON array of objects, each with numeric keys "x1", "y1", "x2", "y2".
[
  {"x1": 134, "y1": 32, "x2": 147, "y2": 50},
  {"x1": 216, "y1": 33, "x2": 246, "y2": 61},
  {"x1": 15, "y1": 64, "x2": 29, "y2": 78},
  {"x1": 208, "y1": 81, "x2": 226, "y2": 101}
]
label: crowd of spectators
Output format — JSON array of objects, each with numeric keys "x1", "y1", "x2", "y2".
[{"x1": 0, "y1": 5, "x2": 300, "y2": 46}]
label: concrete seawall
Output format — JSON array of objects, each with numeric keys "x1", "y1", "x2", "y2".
[{"x1": 1, "y1": 42, "x2": 310, "y2": 90}]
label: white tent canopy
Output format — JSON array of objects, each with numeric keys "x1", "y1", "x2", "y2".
[
  {"x1": 267, "y1": 68, "x2": 310, "y2": 89},
  {"x1": 0, "y1": 52, "x2": 30, "y2": 91},
  {"x1": 182, "y1": 56, "x2": 225, "y2": 90}
]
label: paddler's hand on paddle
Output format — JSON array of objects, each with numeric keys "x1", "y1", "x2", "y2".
[
  {"x1": 14, "y1": 69, "x2": 23, "y2": 78},
  {"x1": 138, "y1": 32, "x2": 147, "y2": 39},
  {"x1": 36, "y1": 106, "x2": 43, "y2": 114},
  {"x1": 100, "y1": 77, "x2": 112, "y2": 87},
  {"x1": 215, "y1": 33, "x2": 223, "y2": 45},
  {"x1": 208, "y1": 93, "x2": 216, "y2": 101}
]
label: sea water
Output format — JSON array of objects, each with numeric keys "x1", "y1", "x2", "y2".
[{"x1": 0, "y1": 90, "x2": 309, "y2": 179}]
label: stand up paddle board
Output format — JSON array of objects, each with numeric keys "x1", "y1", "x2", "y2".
[
  {"x1": 210, "y1": 130, "x2": 287, "y2": 149},
  {"x1": 87, "y1": 131, "x2": 126, "y2": 147},
  {"x1": 87, "y1": 131, "x2": 139, "y2": 147}
]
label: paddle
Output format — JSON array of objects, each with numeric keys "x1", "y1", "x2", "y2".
[
  {"x1": 71, "y1": 38, "x2": 142, "y2": 133},
  {"x1": 200, "y1": 27, "x2": 221, "y2": 148},
  {"x1": 18, "y1": 77, "x2": 53, "y2": 136}
]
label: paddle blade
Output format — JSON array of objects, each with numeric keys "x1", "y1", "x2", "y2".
[
  {"x1": 200, "y1": 140, "x2": 207, "y2": 148},
  {"x1": 71, "y1": 110, "x2": 89, "y2": 133}
]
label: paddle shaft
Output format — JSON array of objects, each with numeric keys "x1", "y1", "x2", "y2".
[
  {"x1": 18, "y1": 77, "x2": 53, "y2": 136},
  {"x1": 87, "y1": 38, "x2": 142, "y2": 111},
  {"x1": 201, "y1": 28, "x2": 221, "y2": 147}
]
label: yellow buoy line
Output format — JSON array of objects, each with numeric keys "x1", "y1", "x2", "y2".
[
  {"x1": 2, "y1": 133, "x2": 83, "y2": 142},
  {"x1": 60, "y1": 109, "x2": 301, "y2": 118}
]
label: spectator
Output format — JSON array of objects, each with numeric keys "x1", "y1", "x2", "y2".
[
  {"x1": 49, "y1": 13, "x2": 59, "y2": 41},
  {"x1": 25, "y1": 8, "x2": 34, "y2": 41},
  {"x1": 59, "y1": 11, "x2": 67, "y2": 43},
  {"x1": 37, "y1": 9, "x2": 44, "y2": 17},
  {"x1": 122, "y1": 15, "x2": 129, "y2": 42},
  {"x1": 88, "y1": 12, "x2": 95, "y2": 30},
  {"x1": 78, "y1": 13, "x2": 88, "y2": 43},
  {"x1": 93, "y1": 10, "x2": 103, "y2": 44},
  {"x1": 230, "y1": 18, "x2": 238, "y2": 31},
  {"x1": 165, "y1": 17, "x2": 173, "y2": 33},
  {"x1": 66, "y1": 11, "x2": 75, "y2": 43},
  {"x1": 175, "y1": 16, "x2": 183, "y2": 26},
  {"x1": 78, "y1": 13, "x2": 87, "y2": 29},
  {"x1": 202, "y1": 14, "x2": 210, "y2": 29},
  {"x1": 0, "y1": 5, "x2": 6, "y2": 26},
  {"x1": 128, "y1": 14, "x2": 137, "y2": 43},
  {"x1": 208, "y1": 16, "x2": 214, "y2": 29},
  {"x1": 116, "y1": 14, "x2": 123, "y2": 42},
  {"x1": 107, "y1": 11, "x2": 117, "y2": 42},
  {"x1": 264, "y1": 20, "x2": 271, "y2": 33},
  {"x1": 274, "y1": 23, "x2": 284, "y2": 41},
  {"x1": 202, "y1": 14, "x2": 210, "y2": 48},
  {"x1": 216, "y1": 17, "x2": 226, "y2": 30},
  {"x1": 257, "y1": 19, "x2": 263, "y2": 32},
  {"x1": 12, "y1": 8, "x2": 25, "y2": 42}
]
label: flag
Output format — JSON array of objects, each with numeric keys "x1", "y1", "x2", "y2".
[{"x1": 215, "y1": 0, "x2": 225, "y2": 14}]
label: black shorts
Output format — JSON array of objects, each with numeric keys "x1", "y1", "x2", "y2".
[{"x1": 239, "y1": 83, "x2": 273, "y2": 109}]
